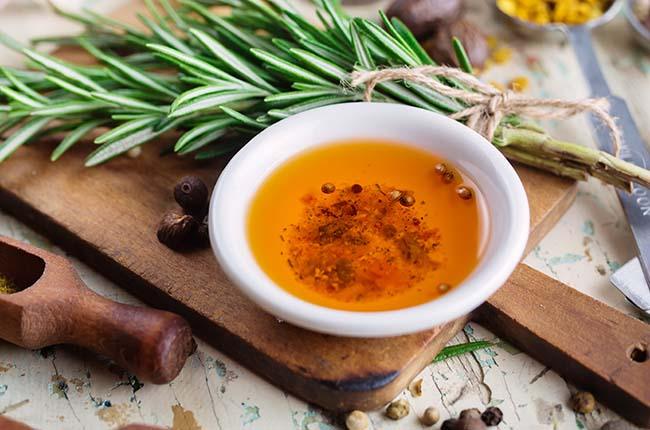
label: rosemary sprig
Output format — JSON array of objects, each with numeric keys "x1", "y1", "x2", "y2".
[{"x1": 0, "y1": 0, "x2": 648, "y2": 191}]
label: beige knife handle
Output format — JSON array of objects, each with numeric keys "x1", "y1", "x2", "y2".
[{"x1": 476, "y1": 264, "x2": 650, "y2": 427}]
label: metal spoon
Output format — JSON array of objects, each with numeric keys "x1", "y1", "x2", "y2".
[{"x1": 494, "y1": 0, "x2": 650, "y2": 314}]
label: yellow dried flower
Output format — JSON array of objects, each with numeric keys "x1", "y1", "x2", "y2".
[
  {"x1": 496, "y1": 0, "x2": 609, "y2": 25},
  {"x1": 508, "y1": 75, "x2": 530, "y2": 92},
  {"x1": 491, "y1": 46, "x2": 513, "y2": 64}
]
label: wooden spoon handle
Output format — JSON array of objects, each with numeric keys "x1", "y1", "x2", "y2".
[
  {"x1": 65, "y1": 289, "x2": 196, "y2": 384},
  {"x1": 476, "y1": 264, "x2": 650, "y2": 427}
]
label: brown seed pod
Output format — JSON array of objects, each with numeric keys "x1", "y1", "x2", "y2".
[
  {"x1": 456, "y1": 185, "x2": 473, "y2": 200},
  {"x1": 408, "y1": 378, "x2": 423, "y2": 397},
  {"x1": 438, "y1": 283, "x2": 451, "y2": 293},
  {"x1": 422, "y1": 20, "x2": 489, "y2": 69},
  {"x1": 385, "y1": 399, "x2": 410, "y2": 420},
  {"x1": 420, "y1": 406, "x2": 440, "y2": 426},
  {"x1": 400, "y1": 194, "x2": 416, "y2": 207},
  {"x1": 434, "y1": 163, "x2": 448, "y2": 175},
  {"x1": 456, "y1": 416, "x2": 487, "y2": 430},
  {"x1": 389, "y1": 189, "x2": 403, "y2": 201},
  {"x1": 443, "y1": 171, "x2": 455, "y2": 184},
  {"x1": 321, "y1": 182, "x2": 336, "y2": 194},
  {"x1": 174, "y1": 175, "x2": 209, "y2": 216},
  {"x1": 481, "y1": 406, "x2": 503, "y2": 426},
  {"x1": 196, "y1": 221, "x2": 210, "y2": 247},
  {"x1": 345, "y1": 410, "x2": 369, "y2": 430},
  {"x1": 386, "y1": 0, "x2": 463, "y2": 39},
  {"x1": 157, "y1": 211, "x2": 199, "y2": 250},
  {"x1": 441, "y1": 418, "x2": 459, "y2": 430},
  {"x1": 351, "y1": 184, "x2": 363, "y2": 194},
  {"x1": 459, "y1": 409, "x2": 482, "y2": 420},
  {"x1": 570, "y1": 391, "x2": 596, "y2": 414}
]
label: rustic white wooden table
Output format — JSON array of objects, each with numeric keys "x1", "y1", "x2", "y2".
[{"x1": 0, "y1": 1, "x2": 648, "y2": 429}]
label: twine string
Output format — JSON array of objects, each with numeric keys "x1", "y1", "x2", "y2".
[{"x1": 350, "y1": 66, "x2": 621, "y2": 156}]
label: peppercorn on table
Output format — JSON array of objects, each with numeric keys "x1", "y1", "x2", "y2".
[{"x1": 0, "y1": 0, "x2": 648, "y2": 429}]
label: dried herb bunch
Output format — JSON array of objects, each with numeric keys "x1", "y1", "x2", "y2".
[{"x1": 0, "y1": 0, "x2": 648, "y2": 191}]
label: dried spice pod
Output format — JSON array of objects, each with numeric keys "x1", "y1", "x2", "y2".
[
  {"x1": 434, "y1": 162, "x2": 448, "y2": 175},
  {"x1": 157, "y1": 211, "x2": 199, "y2": 250},
  {"x1": 459, "y1": 408, "x2": 482, "y2": 420},
  {"x1": 422, "y1": 20, "x2": 489, "y2": 69},
  {"x1": 420, "y1": 406, "x2": 440, "y2": 426},
  {"x1": 174, "y1": 175, "x2": 209, "y2": 217},
  {"x1": 385, "y1": 398, "x2": 410, "y2": 420},
  {"x1": 196, "y1": 220, "x2": 210, "y2": 247},
  {"x1": 345, "y1": 410, "x2": 369, "y2": 430},
  {"x1": 321, "y1": 182, "x2": 336, "y2": 194},
  {"x1": 456, "y1": 416, "x2": 487, "y2": 430},
  {"x1": 570, "y1": 391, "x2": 596, "y2": 414},
  {"x1": 386, "y1": 0, "x2": 463, "y2": 38},
  {"x1": 481, "y1": 406, "x2": 503, "y2": 426},
  {"x1": 441, "y1": 418, "x2": 459, "y2": 430},
  {"x1": 408, "y1": 378, "x2": 423, "y2": 397},
  {"x1": 456, "y1": 185, "x2": 473, "y2": 200}
]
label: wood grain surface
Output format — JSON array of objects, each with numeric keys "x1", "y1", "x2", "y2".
[
  {"x1": 477, "y1": 264, "x2": 650, "y2": 426},
  {"x1": 0, "y1": 127, "x2": 577, "y2": 412}
]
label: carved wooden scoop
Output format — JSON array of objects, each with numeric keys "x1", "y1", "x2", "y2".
[{"x1": 0, "y1": 236, "x2": 195, "y2": 384}]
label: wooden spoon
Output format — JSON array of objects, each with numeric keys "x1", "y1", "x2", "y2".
[{"x1": 0, "y1": 236, "x2": 195, "y2": 384}]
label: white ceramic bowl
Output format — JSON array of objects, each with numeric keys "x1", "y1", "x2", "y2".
[{"x1": 209, "y1": 103, "x2": 529, "y2": 338}]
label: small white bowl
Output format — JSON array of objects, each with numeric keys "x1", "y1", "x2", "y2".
[{"x1": 209, "y1": 103, "x2": 529, "y2": 338}]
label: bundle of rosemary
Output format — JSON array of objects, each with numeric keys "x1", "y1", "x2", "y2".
[{"x1": 0, "y1": 0, "x2": 648, "y2": 191}]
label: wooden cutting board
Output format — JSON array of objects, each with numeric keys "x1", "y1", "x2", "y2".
[
  {"x1": 0, "y1": 134, "x2": 572, "y2": 409},
  {"x1": 0, "y1": 2, "x2": 649, "y2": 426}
]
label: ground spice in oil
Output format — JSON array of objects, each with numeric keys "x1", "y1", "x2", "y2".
[
  {"x1": 284, "y1": 184, "x2": 441, "y2": 301},
  {"x1": 248, "y1": 140, "x2": 483, "y2": 311}
]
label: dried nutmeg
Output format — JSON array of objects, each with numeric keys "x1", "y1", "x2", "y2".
[
  {"x1": 422, "y1": 20, "x2": 489, "y2": 69},
  {"x1": 345, "y1": 410, "x2": 369, "y2": 430},
  {"x1": 481, "y1": 406, "x2": 503, "y2": 426},
  {"x1": 420, "y1": 406, "x2": 440, "y2": 426},
  {"x1": 386, "y1": 0, "x2": 463, "y2": 38},
  {"x1": 174, "y1": 175, "x2": 208, "y2": 217},
  {"x1": 570, "y1": 391, "x2": 596, "y2": 414},
  {"x1": 385, "y1": 398, "x2": 410, "y2": 420},
  {"x1": 157, "y1": 211, "x2": 199, "y2": 250}
]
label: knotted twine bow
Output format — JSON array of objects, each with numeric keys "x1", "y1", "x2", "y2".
[{"x1": 350, "y1": 66, "x2": 622, "y2": 157}]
